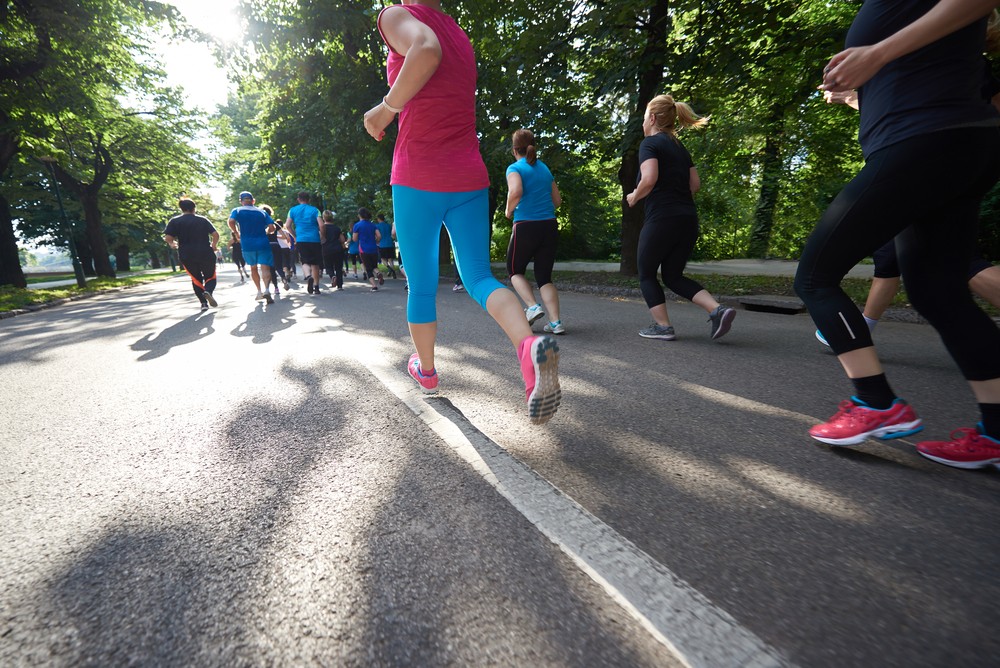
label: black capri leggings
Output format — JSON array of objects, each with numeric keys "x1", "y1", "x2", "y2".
[
  {"x1": 637, "y1": 213, "x2": 706, "y2": 309},
  {"x1": 506, "y1": 218, "x2": 559, "y2": 287},
  {"x1": 794, "y1": 126, "x2": 1000, "y2": 381}
]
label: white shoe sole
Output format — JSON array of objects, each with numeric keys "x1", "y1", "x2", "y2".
[
  {"x1": 810, "y1": 419, "x2": 923, "y2": 446},
  {"x1": 528, "y1": 336, "x2": 561, "y2": 425}
]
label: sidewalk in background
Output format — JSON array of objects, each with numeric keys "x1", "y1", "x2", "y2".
[{"x1": 497, "y1": 259, "x2": 875, "y2": 279}]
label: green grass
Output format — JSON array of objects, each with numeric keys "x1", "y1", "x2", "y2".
[
  {"x1": 1, "y1": 272, "x2": 180, "y2": 313},
  {"x1": 24, "y1": 273, "x2": 76, "y2": 284}
]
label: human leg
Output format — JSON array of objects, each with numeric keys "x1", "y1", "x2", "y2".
[
  {"x1": 532, "y1": 219, "x2": 561, "y2": 326},
  {"x1": 969, "y1": 264, "x2": 1000, "y2": 310},
  {"x1": 392, "y1": 185, "x2": 446, "y2": 371},
  {"x1": 445, "y1": 189, "x2": 560, "y2": 421}
]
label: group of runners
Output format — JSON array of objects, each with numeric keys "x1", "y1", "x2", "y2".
[{"x1": 167, "y1": 0, "x2": 1000, "y2": 471}]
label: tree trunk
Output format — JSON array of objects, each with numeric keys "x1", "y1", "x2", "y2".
[
  {"x1": 114, "y1": 244, "x2": 130, "y2": 272},
  {"x1": 149, "y1": 249, "x2": 161, "y2": 269},
  {"x1": 81, "y1": 194, "x2": 115, "y2": 278},
  {"x1": 618, "y1": 0, "x2": 671, "y2": 276},
  {"x1": 0, "y1": 190, "x2": 27, "y2": 288},
  {"x1": 72, "y1": 228, "x2": 95, "y2": 276},
  {"x1": 618, "y1": 150, "x2": 644, "y2": 275},
  {"x1": 747, "y1": 105, "x2": 785, "y2": 258}
]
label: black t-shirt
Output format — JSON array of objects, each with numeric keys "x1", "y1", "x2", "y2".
[
  {"x1": 322, "y1": 223, "x2": 343, "y2": 251},
  {"x1": 846, "y1": 0, "x2": 999, "y2": 158},
  {"x1": 637, "y1": 132, "x2": 696, "y2": 219},
  {"x1": 163, "y1": 213, "x2": 216, "y2": 260}
]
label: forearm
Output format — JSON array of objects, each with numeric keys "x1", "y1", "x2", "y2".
[
  {"x1": 630, "y1": 177, "x2": 655, "y2": 202},
  {"x1": 505, "y1": 194, "x2": 521, "y2": 219}
]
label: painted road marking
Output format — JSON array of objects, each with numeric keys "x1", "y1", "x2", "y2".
[{"x1": 337, "y1": 331, "x2": 790, "y2": 668}]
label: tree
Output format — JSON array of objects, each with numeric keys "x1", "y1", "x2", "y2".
[{"x1": 0, "y1": 0, "x2": 201, "y2": 283}]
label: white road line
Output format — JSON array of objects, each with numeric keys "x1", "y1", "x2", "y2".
[{"x1": 340, "y1": 331, "x2": 790, "y2": 668}]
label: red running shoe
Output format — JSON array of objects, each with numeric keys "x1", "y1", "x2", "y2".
[
  {"x1": 916, "y1": 424, "x2": 1000, "y2": 470},
  {"x1": 809, "y1": 397, "x2": 923, "y2": 446},
  {"x1": 407, "y1": 353, "x2": 438, "y2": 393},
  {"x1": 519, "y1": 335, "x2": 561, "y2": 425}
]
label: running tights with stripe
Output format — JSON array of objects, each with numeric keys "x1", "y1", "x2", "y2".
[
  {"x1": 391, "y1": 186, "x2": 504, "y2": 323},
  {"x1": 637, "y1": 213, "x2": 706, "y2": 308},
  {"x1": 794, "y1": 127, "x2": 1000, "y2": 381},
  {"x1": 506, "y1": 218, "x2": 558, "y2": 286},
  {"x1": 181, "y1": 255, "x2": 217, "y2": 303}
]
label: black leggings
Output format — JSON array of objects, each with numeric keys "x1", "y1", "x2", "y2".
[
  {"x1": 506, "y1": 218, "x2": 558, "y2": 287},
  {"x1": 637, "y1": 213, "x2": 705, "y2": 308},
  {"x1": 794, "y1": 126, "x2": 1000, "y2": 381},
  {"x1": 181, "y1": 254, "x2": 217, "y2": 303},
  {"x1": 324, "y1": 249, "x2": 344, "y2": 289}
]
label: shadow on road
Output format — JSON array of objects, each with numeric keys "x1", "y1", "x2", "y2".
[{"x1": 131, "y1": 312, "x2": 216, "y2": 361}]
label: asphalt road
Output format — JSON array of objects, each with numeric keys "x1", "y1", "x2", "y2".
[{"x1": 2, "y1": 266, "x2": 998, "y2": 667}]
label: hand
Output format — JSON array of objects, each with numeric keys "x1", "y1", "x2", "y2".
[
  {"x1": 822, "y1": 88, "x2": 859, "y2": 110},
  {"x1": 820, "y1": 45, "x2": 888, "y2": 92},
  {"x1": 364, "y1": 102, "x2": 394, "y2": 141},
  {"x1": 626, "y1": 191, "x2": 637, "y2": 208}
]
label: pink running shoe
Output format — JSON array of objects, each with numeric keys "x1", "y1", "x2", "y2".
[
  {"x1": 408, "y1": 353, "x2": 438, "y2": 393},
  {"x1": 809, "y1": 397, "x2": 923, "y2": 446},
  {"x1": 519, "y1": 335, "x2": 561, "y2": 425},
  {"x1": 916, "y1": 424, "x2": 1000, "y2": 470}
]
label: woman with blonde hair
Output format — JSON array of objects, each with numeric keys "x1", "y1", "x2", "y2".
[
  {"x1": 626, "y1": 94, "x2": 736, "y2": 341},
  {"x1": 505, "y1": 128, "x2": 564, "y2": 334}
]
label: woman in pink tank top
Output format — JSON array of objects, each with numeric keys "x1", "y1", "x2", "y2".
[{"x1": 363, "y1": 0, "x2": 562, "y2": 425}]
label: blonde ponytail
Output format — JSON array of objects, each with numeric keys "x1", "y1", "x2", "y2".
[{"x1": 647, "y1": 94, "x2": 709, "y2": 136}]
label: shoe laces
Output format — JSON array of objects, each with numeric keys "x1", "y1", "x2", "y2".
[{"x1": 947, "y1": 427, "x2": 988, "y2": 449}]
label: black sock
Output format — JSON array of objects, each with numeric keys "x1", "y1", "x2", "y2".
[
  {"x1": 850, "y1": 373, "x2": 896, "y2": 410},
  {"x1": 978, "y1": 403, "x2": 1000, "y2": 439}
]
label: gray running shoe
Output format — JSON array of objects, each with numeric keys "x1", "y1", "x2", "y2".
[
  {"x1": 264, "y1": 292, "x2": 274, "y2": 305},
  {"x1": 639, "y1": 323, "x2": 676, "y2": 340},
  {"x1": 204, "y1": 291, "x2": 218, "y2": 308},
  {"x1": 708, "y1": 306, "x2": 736, "y2": 340}
]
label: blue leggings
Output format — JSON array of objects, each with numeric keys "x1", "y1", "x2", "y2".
[{"x1": 392, "y1": 186, "x2": 505, "y2": 323}]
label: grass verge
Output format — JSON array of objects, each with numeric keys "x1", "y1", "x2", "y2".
[{"x1": 0, "y1": 272, "x2": 179, "y2": 313}]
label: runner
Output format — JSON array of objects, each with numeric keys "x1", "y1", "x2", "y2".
[
  {"x1": 626, "y1": 94, "x2": 736, "y2": 342},
  {"x1": 260, "y1": 204, "x2": 283, "y2": 298},
  {"x1": 363, "y1": 0, "x2": 561, "y2": 424},
  {"x1": 793, "y1": 1, "x2": 1000, "y2": 468},
  {"x1": 277, "y1": 220, "x2": 295, "y2": 290},
  {"x1": 375, "y1": 213, "x2": 397, "y2": 278},
  {"x1": 227, "y1": 191, "x2": 276, "y2": 305},
  {"x1": 285, "y1": 191, "x2": 325, "y2": 295},
  {"x1": 352, "y1": 207, "x2": 383, "y2": 292},
  {"x1": 504, "y1": 128, "x2": 565, "y2": 334},
  {"x1": 163, "y1": 197, "x2": 219, "y2": 312},
  {"x1": 229, "y1": 237, "x2": 248, "y2": 283},
  {"x1": 321, "y1": 210, "x2": 346, "y2": 290}
]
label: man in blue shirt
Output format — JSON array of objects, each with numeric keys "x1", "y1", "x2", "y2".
[
  {"x1": 285, "y1": 191, "x2": 326, "y2": 295},
  {"x1": 352, "y1": 207, "x2": 382, "y2": 292},
  {"x1": 375, "y1": 213, "x2": 397, "y2": 279},
  {"x1": 227, "y1": 191, "x2": 276, "y2": 304}
]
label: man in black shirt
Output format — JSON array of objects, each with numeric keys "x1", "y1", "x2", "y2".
[{"x1": 164, "y1": 198, "x2": 220, "y2": 311}]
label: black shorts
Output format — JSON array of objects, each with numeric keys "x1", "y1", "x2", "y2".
[
  {"x1": 297, "y1": 241, "x2": 322, "y2": 266},
  {"x1": 506, "y1": 218, "x2": 559, "y2": 286},
  {"x1": 360, "y1": 252, "x2": 379, "y2": 276},
  {"x1": 379, "y1": 247, "x2": 395, "y2": 260},
  {"x1": 349, "y1": 253, "x2": 361, "y2": 264}
]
